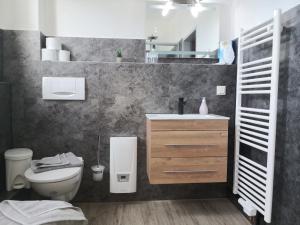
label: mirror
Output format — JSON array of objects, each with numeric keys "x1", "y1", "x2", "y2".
[{"x1": 145, "y1": 0, "x2": 221, "y2": 60}]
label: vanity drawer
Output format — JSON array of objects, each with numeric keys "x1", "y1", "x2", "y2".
[
  {"x1": 151, "y1": 131, "x2": 228, "y2": 158},
  {"x1": 149, "y1": 157, "x2": 227, "y2": 184},
  {"x1": 150, "y1": 120, "x2": 228, "y2": 131}
]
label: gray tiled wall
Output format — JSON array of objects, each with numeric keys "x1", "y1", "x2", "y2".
[
  {"x1": 3, "y1": 58, "x2": 237, "y2": 201},
  {"x1": 0, "y1": 29, "x2": 12, "y2": 192},
  {"x1": 1, "y1": 29, "x2": 238, "y2": 202},
  {"x1": 0, "y1": 83, "x2": 12, "y2": 192},
  {"x1": 49, "y1": 37, "x2": 145, "y2": 63},
  {"x1": 0, "y1": 29, "x2": 3, "y2": 80},
  {"x1": 237, "y1": 5, "x2": 300, "y2": 225}
]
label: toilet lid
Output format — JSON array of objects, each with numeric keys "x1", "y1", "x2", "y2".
[{"x1": 25, "y1": 167, "x2": 81, "y2": 183}]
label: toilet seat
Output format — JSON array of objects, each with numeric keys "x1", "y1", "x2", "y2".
[{"x1": 25, "y1": 167, "x2": 81, "y2": 183}]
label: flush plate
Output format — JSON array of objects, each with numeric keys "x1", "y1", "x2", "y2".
[{"x1": 42, "y1": 77, "x2": 85, "y2": 100}]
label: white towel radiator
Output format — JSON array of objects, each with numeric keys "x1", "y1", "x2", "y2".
[{"x1": 233, "y1": 9, "x2": 282, "y2": 223}]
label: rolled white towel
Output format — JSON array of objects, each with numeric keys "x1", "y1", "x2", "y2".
[
  {"x1": 58, "y1": 50, "x2": 71, "y2": 62},
  {"x1": 46, "y1": 38, "x2": 62, "y2": 50},
  {"x1": 42, "y1": 49, "x2": 58, "y2": 61}
]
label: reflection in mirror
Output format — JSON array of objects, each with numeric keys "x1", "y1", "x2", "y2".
[{"x1": 145, "y1": 0, "x2": 222, "y2": 62}]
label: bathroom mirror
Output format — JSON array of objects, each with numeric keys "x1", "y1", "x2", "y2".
[{"x1": 145, "y1": 0, "x2": 222, "y2": 60}]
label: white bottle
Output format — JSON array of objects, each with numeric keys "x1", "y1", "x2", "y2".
[{"x1": 199, "y1": 97, "x2": 208, "y2": 115}]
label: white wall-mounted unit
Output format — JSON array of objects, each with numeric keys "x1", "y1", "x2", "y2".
[
  {"x1": 110, "y1": 137, "x2": 137, "y2": 193},
  {"x1": 42, "y1": 77, "x2": 85, "y2": 100},
  {"x1": 233, "y1": 9, "x2": 282, "y2": 224}
]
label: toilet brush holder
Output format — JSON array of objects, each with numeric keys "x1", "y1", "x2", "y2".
[{"x1": 91, "y1": 165, "x2": 105, "y2": 182}]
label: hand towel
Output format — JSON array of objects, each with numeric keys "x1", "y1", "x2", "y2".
[{"x1": 31, "y1": 152, "x2": 83, "y2": 173}]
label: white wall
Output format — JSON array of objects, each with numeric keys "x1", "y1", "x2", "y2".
[
  {"x1": 1, "y1": 0, "x2": 299, "y2": 41},
  {"x1": 231, "y1": 0, "x2": 300, "y2": 38},
  {"x1": 39, "y1": 0, "x2": 146, "y2": 39},
  {"x1": 218, "y1": 3, "x2": 234, "y2": 41},
  {"x1": 39, "y1": 0, "x2": 56, "y2": 35},
  {"x1": 0, "y1": 0, "x2": 39, "y2": 30}
]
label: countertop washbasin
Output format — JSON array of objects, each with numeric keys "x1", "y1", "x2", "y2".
[{"x1": 146, "y1": 114, "x2": 230, "y2": 120}]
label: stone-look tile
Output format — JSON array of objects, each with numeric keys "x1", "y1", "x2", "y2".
[
  {"x1": 48, "y1": 37, "x2": 145, "y2": 63},
  {"x1": 1, "y1": 30, "x2": 43, "y2": 147},
  {"x1": 237, "y1": 5, "x2": 300, "y2": 225},
  {"x1": 0, "y1": 29, "x2": 3, "y2": 80},
  {"x1": 0, "y1": 83, "x2": 12, "y2": 192},
  {"x1": 7, "y1": 59, "x2": 236, "y2": 202},
  {"x1": 2, "y1": 30, "x2": 41, "y2": 63},
  {"x1": 0, "y1": 28, "x2": 233, "y2": 201}
]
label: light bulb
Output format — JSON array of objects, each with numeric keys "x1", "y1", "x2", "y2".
[
  {"x1": 190, "y1": 7, "x2": 199, "y2": 18},
  {"x1": 190, "y1": 3, "x2": 207, "y2": 18},
  {"x1": 162, "y1": 8, "x2": 169, "y2": 17},
  {"x1": 161, "y1": 0, "x2": 173, "y2": 17}
]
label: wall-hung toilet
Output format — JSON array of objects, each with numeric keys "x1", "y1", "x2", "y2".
[
  {"x1": 24, "y1": 157, "x2": 83, "y2": 202},
  {"x1": 5, "y1": 148, "x2": 33, "y2": 191}
]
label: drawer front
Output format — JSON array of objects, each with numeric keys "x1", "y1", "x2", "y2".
[
  {"x1": 150, "y1": 120, "x2": 228, "y2": 131},
  {"x1": 151, "y1": 131, "x2": 228, "y2": 158},
  {"x1": 149, "y1": 157, "x2": 227, "y2": 184}
]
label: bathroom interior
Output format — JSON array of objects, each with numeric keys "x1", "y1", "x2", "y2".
[{"x1": 0, "y1": 0, "x2": 299, "y2": 224}]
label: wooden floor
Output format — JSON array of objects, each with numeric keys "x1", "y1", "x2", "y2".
[{"x1": 76, "y1": 199, "x2": 250, "y2": 225}]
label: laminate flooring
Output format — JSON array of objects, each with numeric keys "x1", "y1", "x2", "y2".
[{"x1": 76, "y1": 198, "x2": 250, "y2": 225}]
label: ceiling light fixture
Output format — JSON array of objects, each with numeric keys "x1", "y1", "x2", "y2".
[
  {"x1": 190, "y1": 0, "x2": 207, "y2": 18},
  {"x1": 161, "y1": 0, "x2": 174, "y2": 17}
]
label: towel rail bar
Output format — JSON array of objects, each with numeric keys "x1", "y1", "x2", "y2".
[
  {"x1": 239, "y1": 107, "x2": 270, "y2": 114},
  {"x1": 241, "y1": 70, "x2": 272, "y2": 78},
  {"x1": 241, "y1": 77, "x2": 271, "y2": 84},
  {"x1": 239, "y1": 161, "x2": 267, "y2": 178},
  {"x1": 238, "y1": 166, "x2": 267, "y2": 185},
  {"x1": 242, "y1": 30, "x2": 273, "y2": 45},
  {"x1": 239, "y1": 155, "x2": 267, "y2": 172},
  {"x1": 239, "y1": 128, "x2": 269, "y2": 140},
  {"x1": 241, "y1": 37, "x2": 273, "y2": 51},
  {"x1": 242, "y1": 22, "x2": 273, "y2": 39},
  {"x1": 241, "y1": 57, "x2": 273, "y2": 67},
  {"x1": 239, "y1": 112, "x2": 270, "y2": 120}
]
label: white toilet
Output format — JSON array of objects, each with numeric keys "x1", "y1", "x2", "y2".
[
  {"x1": 24, "y1": 157, "x2": 83, "y2": 202},
  {"x1": 5, "y1": 148, "x2": 83, "y2": 202}
]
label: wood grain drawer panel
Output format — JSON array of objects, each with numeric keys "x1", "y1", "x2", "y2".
[
  {"x1": 149, "y1": 157, "x2": 227, "y2": 184},
  {"x1": 151, "y1": 131, "x2": 228, "y2": 157},
  {"x1": 150, "y1": 120, "x2": 228, "y2": 131}
]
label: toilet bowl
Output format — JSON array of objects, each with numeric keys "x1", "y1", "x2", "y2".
[{"x1": 24, "y1": 157, "x2": 83, "y2": 202}]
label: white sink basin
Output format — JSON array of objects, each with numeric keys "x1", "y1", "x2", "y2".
[{"x1": 146, "y1": 114, "x2": 230, "y2": 120}]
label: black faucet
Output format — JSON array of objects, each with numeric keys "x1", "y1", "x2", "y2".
[{"x1": 178, "y1": 97, "x2": 186, "y2": 115}]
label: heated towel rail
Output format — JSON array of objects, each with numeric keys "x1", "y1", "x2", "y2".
[{"x1": 233, "y1": 9, "x2": 282, "y2": 223}]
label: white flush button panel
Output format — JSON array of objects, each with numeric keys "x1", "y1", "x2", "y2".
[
  {"x1": 42, "y1": 77, "x2": 85, "y2": 100},
  {"x1": 216, "y1": 85, "x2": 226, "y2": 95}
]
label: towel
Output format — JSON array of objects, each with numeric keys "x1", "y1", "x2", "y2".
[
  {"x1": 0, "y1": 200, "x2": 87, "y2": 225},
  {"x1": 36, "y1": 154, "x2": 64, "y2": 166},
  {"x1": 31, "y1": 152, "x2": 83, "y2": 173},
  {"x1": 35, "y1": 154, "x2": 70, "y2": 168}
]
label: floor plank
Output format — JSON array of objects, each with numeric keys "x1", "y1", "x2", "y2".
[{"x1": 76, "y1": 199, "x2": 250, "y2": 225}]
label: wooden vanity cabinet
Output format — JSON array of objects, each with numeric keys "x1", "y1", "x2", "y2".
[{"x1": 146, "y1": 119, "x2": 228, "y2": 184}]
